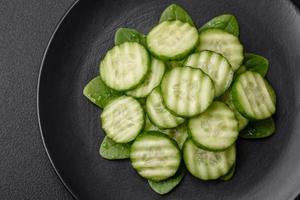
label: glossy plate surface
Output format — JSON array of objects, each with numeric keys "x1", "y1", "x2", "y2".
[{"x1": 38, "y1": 0, "x2": 300, "y2": 199}]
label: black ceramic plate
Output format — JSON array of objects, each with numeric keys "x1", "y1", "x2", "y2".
[{"x1": 38, "y1": 0, "x2": 300, "y2": 199}]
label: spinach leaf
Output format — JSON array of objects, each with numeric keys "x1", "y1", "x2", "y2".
[
  {"x1": 99, "y1": 136, "x2": 131, "y2": 160},
  {"x1": 165, "y1": 60, "x2": 184, "y2": 70},
  {"x1": 220, "y1": 163, "x2": 235, "y2": 181},
  {"x1": 199, "y1": 14, "x2": 239, "y2": 37},
  {"x1": 244, "y1": 53, "x2": 269, "y2": 77},
  {"x1": 235, "y1": 65, "x2": 247, "y2": 76},
  {"x1": 148, "y1": 165, "x2": 185, "y2": 195},
  {"x1": 114, "y1": 28, "x2": 146, "y2": 46},
  {"x1": 83, "y1": 76, "x2": 121, "y2": 108},
  {"x1": 239, "y1": 118, "x2": 275, "y2": 139},
  {"x1": 159, "y1": 4, "x2": 195, "y2": 26}
]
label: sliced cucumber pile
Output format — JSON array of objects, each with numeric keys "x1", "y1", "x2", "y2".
[{"x1": 83, "y1": 3, "x2": 277, "y2": 195}]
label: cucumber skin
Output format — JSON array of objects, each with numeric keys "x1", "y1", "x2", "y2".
[
  {"x1": 130, "y1": 131, "x2": 182, "y2": 181},
  {"x1": 146, "y1": 22, "x2": 199, "y2": 61},
  {"x1": 100, "y1": 42, "x2": 151, "y2": 92},
  {"x1": 101, "y1": 96, "x2": 146, "y2": 143},
  {"x1": 183, "y1": 139, "x2": 236, "y2": 180},
  {"x1": 187, "y1": 102, "x2": 238, "y2": 152},
  {"x1": 231, "y1": 72, "x2": 276, "y2": 120},
  {"x1": 160, "y1": 66, "x2": 215, "y2": 118}
]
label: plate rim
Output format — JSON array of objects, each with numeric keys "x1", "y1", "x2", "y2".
[
  {"x1": 37, "y1": 1, "x2": 80, "y2": 199},
  {"x1": 36, "y1": 1, "x2": 300, "y2": 200}
]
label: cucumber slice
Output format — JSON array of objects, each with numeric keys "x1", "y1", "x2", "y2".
[
  {"x1": 220, "y1": 162, "x2": 236, "y2": 181},
  {"x1": 101, "y1": 96, "x2": 144, "y2": 143},
  {"x1": 130, "y1": 131, "x2": 181, "y2": 181},
  {"x1": 159, "y1": 4, "x2": 195, "y2": 26},
  {"x1": 144, "y1": 115, "x2": 188, "y2": 149},
  {"x1": 146, "y1": 88, "x2": 185, "y2": 129},
  {"x1": 197, "y1": 29, "x2": 244, "y2": 71},
  {"x1": 161, "y1": 66, "x2": 215, "y2": 117},
  {"x1": 147, "y1": 20, "x2": 198, "y2": 60},
  {"x1": 99, "y1": 136, "x2": 131, "y2": 160},
  {"x1": 188, "y1": 101, "x2": 238, "y2": 151},
  {"x1": 126, "y1": 58, "x2": 165, "y2": 98},
  {"x1": 199, "y1": 14, "x2": 239, "y2": 37},
  {"x1": 148, "y1": 164, "x2": 185, "y2": 195},
  {"x1": 220, "y1": 89, "x2": 249, "y2": 131},
  {"x1": 232, "y1": 71, "x2": 276, "y2": 120},
  {"x1": 185, "y1": 51, "x2": 234, "y2": 97},
  {"x1": 114, "y1": 28, "x2": 146, "y2": 46},
  {"x1": 83, "y1": 76, "x2": 121, "y2": 108},
  {"x1": 100, "y1": 42, "x2": 150, "y2": 91},
  {"x1": 240, "y1": 117, "x2": 275, "y2": 139},
  {"x1": 244, "y1": 53, "x2": 269, "y2": 77},
  {"x1": 183, "y1": 139, "x2": 236, "y2": 180}
]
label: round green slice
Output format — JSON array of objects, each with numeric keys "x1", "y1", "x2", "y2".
[
  {"x1": 101, "y1": 96, "x2": 144, "y2": 143},
  {"x1": 147, "y1": 20, "x2": 198, "y2": 60},
  {"x1": 161, "y1": 66, "x2": 215, "y2": 117},
  {"x1": 232, "y1": 71, "x2": 276, "y2": 120},
  {"x1": 188, "y1": 101, "x2": 238, "y2": 151},
  {"x1": 183, "y1": 139, "x2": 236, "y2": 180},
  {"x1": 100, "y1": 42, "x2": 150, "y2": 91},
  {"x1": 130, "y1": 131, "x2": 181, "y2": 181}
]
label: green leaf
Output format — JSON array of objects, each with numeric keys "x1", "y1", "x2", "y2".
[
  {"x1": 159, "y1": 4, "x2": 195, "y2": 26},
  {"x1": 239, "y1": 118, "x2": 275, "y2": 139},
  {"x1": 235, "y1": 65, "x2": 247, "y2": 76},
  {"x1": 114, "y1": 28, "x2": 146, "y2": 46},
  {"x1": 148, "y1": 165, "x2": 186, "y2": 195},
  {"x1": 199, "y1": 14, "x2": 239, "y2": 37},
  {"x1": 244, "y1": 53, "x2": 269, "y2": 77},
  {"x1": 165, "y1": 60, "x2": 184, "y2": 70},
  {"x1": 220, "y1": 163, "x2": 235, "y2": 181},
  {"x1": 99, "y1": 136, "x2": 131, "y2": 160},
  {"x1": 83, "y1": 76, "x2": 121, "y2": 108}
]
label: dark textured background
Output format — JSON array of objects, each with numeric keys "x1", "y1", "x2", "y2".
[
  {"x1": 0, "y1": 0, "x2": 74, "y2": 199},
  {"x1": 0, "y1": 0, "x2": 300, "y2": 199}
]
